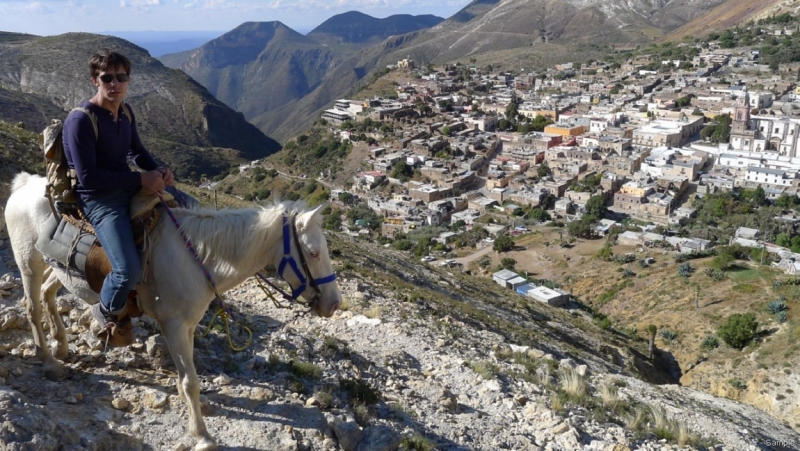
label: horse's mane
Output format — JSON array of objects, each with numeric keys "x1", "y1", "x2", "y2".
[{"x1": 170, "y1": 200, "x2": 310, "y2": 278}]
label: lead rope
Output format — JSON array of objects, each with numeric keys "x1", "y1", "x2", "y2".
[
  {"x1": 159, "y1": 196, "x2": 252, "y2": 351},
  {"x1": 254, "y1": 271, "x2": 313, "y2": 322}
]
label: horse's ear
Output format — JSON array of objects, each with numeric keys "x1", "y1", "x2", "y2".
[{"x1": 298, "y1": 203, "x2": 328, "y2": 230}]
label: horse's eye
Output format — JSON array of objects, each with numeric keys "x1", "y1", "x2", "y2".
[{"x1": 309, "y1": 251, "x2": 319, "y2": 259}]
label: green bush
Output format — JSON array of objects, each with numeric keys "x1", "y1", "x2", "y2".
[
  {"x1": 339, "y1": 379, "x2": 381, "y2": 405},
  {"x1": 729, "y1": 378, "x2": 747, "y2": 390},
  {"x1": 717, "y1": 313, "x2": 758, "y2": 350},
  {"x1": 493, "y1": 234, "x2": 515, "y2": 252}
]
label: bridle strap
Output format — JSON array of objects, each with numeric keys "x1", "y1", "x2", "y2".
[
  {"x1": 276, "y1": 214, "x2": 337, "y2": 303},
  {"x1": 278, "y1": 215, "x2": 308, "y2": 298}
]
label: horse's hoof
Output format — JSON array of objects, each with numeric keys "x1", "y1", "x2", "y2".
[
  {"x1": 194, "y1": 438, "x2": 218, "y2": 451},
  {"x1": 44, "y1": 364, "x2": 67, "y2": 381},
  {"x1": 52, "y1": 345, "x2": 69, "y2": 361}
]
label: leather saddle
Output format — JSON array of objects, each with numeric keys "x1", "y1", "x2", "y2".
[{"x1": 60, "y1": 189, "x2": 174, "y2": 296}]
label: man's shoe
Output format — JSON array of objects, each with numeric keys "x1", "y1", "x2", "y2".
[
  {"x1": 92, "y1": 303, "x2": 114, "y2": 326},
  {"x1": 92, "y1": 303, "x2": 133, "y2": 348}
]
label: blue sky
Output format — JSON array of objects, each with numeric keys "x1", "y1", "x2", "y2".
[{"x1": 0, "y1": 0, "x2": 472, "y2": 36}]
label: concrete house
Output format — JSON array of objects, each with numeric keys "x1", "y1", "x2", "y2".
[
  {"x1": 492, "y1": 270, "x2": 527, "y2": 289},
  {"x1": 735, "y1": 227, "x2": 760, "y2": 240},
  {"x1": 527, "y1": 286, "x2": 570, "y2": 307}
]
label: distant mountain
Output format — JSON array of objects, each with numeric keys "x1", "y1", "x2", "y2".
[
  {"x1": 0, "y1": 32, "x2": 281, "y2": 177},
  {"x1": 160, "y1": 16, "x2": 444, "y2": 142},
  {"x1": 160, "y1": 22, "x2": 343, "y2": 142},
  {"x1": 308, "y1": 11, "x2": 444, "y2": 44},
  {"x1": 374, "y1": 0, "x2": 733, "y2": 65},
  {"x1": 104, "y1": 31, "x2": 224, "y2": 57}
]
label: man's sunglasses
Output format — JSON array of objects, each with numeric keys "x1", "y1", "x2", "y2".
[{"x1": 97, "y1": 73, "x2": 130, "y2": 83}]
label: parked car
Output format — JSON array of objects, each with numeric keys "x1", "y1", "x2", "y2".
[{"x1": 420, "y1": 255, "x2": 436, "y2": 262}]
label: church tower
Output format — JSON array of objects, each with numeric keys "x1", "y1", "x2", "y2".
[{"x1": 731, "y1": 92, "x2": 750, "y2": 135}]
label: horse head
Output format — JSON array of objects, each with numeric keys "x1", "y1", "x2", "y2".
[{"x1": 277, "y1": 203, "x2": 341, "y2": 317}]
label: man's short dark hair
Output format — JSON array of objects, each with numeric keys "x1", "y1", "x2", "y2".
[{"x1": 89, "y1": 49, "x2": 131, "y2": 77}]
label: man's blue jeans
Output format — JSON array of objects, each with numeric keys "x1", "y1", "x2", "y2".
[{"x1": 81, "y1": 187, "x2": 141, "y2": 315}]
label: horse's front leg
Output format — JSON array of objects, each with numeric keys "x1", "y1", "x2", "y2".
[
  {"x1": 162, "y1": 320, "x2": 217, "y2": 451},
  {"x1": 41, "y1": 268, "x2": 68, "y2": 360}
]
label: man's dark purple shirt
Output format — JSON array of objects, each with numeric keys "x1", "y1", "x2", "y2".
[{"x1": 62, "y1": 101, "x2": 159, "y2": 201}]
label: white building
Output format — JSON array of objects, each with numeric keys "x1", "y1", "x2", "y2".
[
  {"x1": 322, "y1": 108, "x2": 354, "y2": 125},
  {"x1": 744, "y1": 166, "x2": 797, "y2": 188},
  {"x1": 527, "y1": 286, "x2": 570, "y2": 307},
  {"x1": 632, "y1": 117, "x2": 704, "y2": 150}
]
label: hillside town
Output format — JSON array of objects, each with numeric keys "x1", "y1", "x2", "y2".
[{"x1": 306, "y1": 21, "x2": 800, "y2": 279}]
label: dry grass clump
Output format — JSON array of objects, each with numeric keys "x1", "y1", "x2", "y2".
[
  {"x1": 467, "y1": 360, "x2": 500, "y2": 380},
  {"x1": 598, "y1": 380, "x2": 621, "y2": 411},
  {"x1": 624, "y1": 405, "x2": 648, "y2": 431},
  {"x1": 559, "y1": 367, "x2": 588, "y2": 404},
  {"x1": 549, "y1": 391, "x2": 564, "y2": 414},
  {"x1": 364, "y1": 305, "x2": 380, "y2": 318}
]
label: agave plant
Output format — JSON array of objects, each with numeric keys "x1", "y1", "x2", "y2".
[
  {"x1": 660, "y1": 329, "x2": 677, "y2": 344},
  {"x1": 677, "y1": 262, "x2": 693, "y2": 279},
  {"x1": 768, "y1": 298, "x2": 788, "y2": 314}
]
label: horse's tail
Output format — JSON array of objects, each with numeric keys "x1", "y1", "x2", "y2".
[{"x1": 11, "y1": 172, "x2": 32, "y2": 193}]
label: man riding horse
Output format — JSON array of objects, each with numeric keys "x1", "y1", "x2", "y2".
[{"x1": 63, "y1": 49, "x2": 175, "y2": 340}]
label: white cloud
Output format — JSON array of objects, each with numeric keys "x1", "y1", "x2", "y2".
[{"x1": 120, "y1": 0, "x2": 163, "y2": 7}]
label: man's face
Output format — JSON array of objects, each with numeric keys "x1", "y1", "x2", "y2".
[{"x1": 93, "y1": 65, "x2": 129, "y2": 103}]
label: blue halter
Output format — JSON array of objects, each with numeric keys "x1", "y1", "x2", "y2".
[{"x1": 277, "y1": 215, "x2": 337, "y2": 301}]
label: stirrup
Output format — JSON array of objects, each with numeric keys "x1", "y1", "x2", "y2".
[{"x1": 96, "y1": 316, "x2": 133, "y2": 349}]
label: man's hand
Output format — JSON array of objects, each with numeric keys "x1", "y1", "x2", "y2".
[
  {"x1": 141, "y1": 170, "x2": 166, "y2": 196},
  {"x1": 158, "y1": 167, "x2": 175, "y2": 186}
]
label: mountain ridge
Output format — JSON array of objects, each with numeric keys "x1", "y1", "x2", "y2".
[{"x1": 308, "y1": 11, "x2": 444, "y2": 45}]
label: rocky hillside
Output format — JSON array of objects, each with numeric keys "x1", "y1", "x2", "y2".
[
  {"x1": 376, "y1": 0, "x2": 730, "y2": 65},
  {"x1": 666, "y1": 0, "x2": 786, "y2": 41},
  {"x1": 308, "y1": 11, "x2": 444, "y2": 45},
  {"x1": 1, "y1": 207, "x2": 799, "y2": 449},
  {"x1": 0, "y1": 121, "x2": 42, "y2": 202},
  {"x1": 0, "y1": 32, "x2": 281, "y2": 178}
]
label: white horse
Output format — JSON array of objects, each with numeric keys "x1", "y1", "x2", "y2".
[{"x1": 4, "y1": 173, "x2": 341, "y2": 451}]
